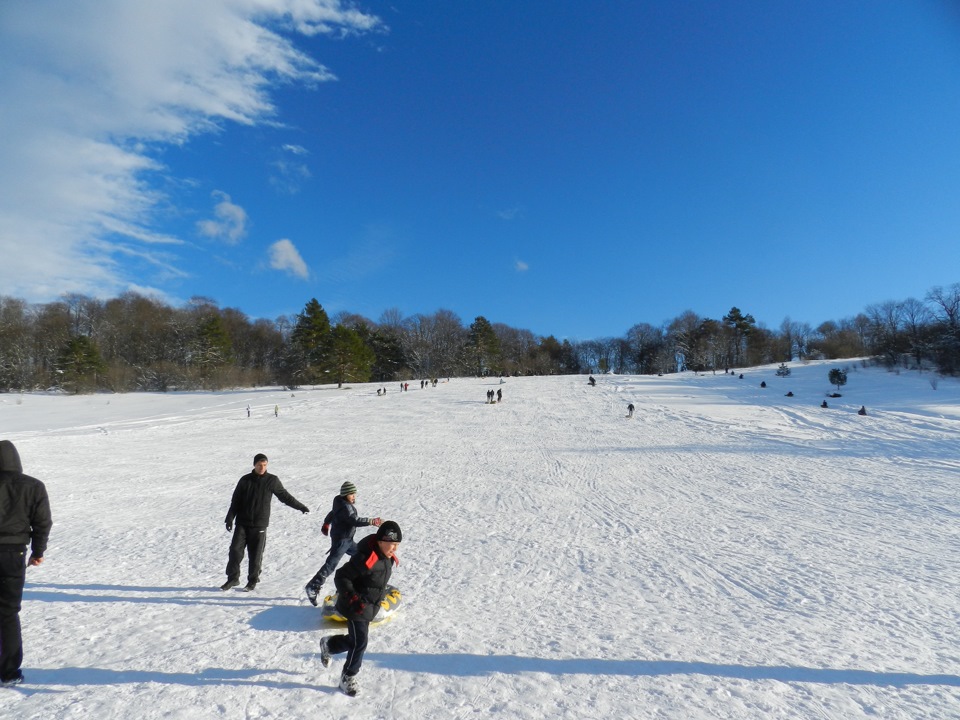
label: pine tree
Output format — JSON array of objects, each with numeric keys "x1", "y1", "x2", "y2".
[
  {"x1": 722, "y1": 307, "x2": 756, "y2": 367},
  {"x1": 366, "y1": 327, "x2": 407, "y2": 381},
  {"x1": 56, "y1": 335, "x2": 106, "y2": 393},
  {"x1": 828, "y1": 368, "x2": 848, "y2": 392},
  {"x1": 327, "y1": 325, "x2": 375, "y2": 388},
  {"x1": 194, "y1": 315, "x2": 232, "y2": 388},
  {"x1": 288, "y1": 299, "x2": 331, "y2": 385},
  {"x1": 468, "y1": 316, "x2": 501, "y2": 376}
]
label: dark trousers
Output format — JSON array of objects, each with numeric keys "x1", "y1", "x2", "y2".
[
  {"x1": 308, "y1": 538, "x2": 358, "y2": 588},
  {"x1": 225, "y1": 526, "x2": 267, "y2": 584},
  {"x1": 328, "y1": 618, "x2": 370, "y2": 676},
  {"x1": 0, "y1": 547, "x2": 26, "y2": 681}
]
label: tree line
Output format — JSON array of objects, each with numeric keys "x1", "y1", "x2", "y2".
[{"x1": 0, "y1": 282, "x2": 957, "y2": 393}]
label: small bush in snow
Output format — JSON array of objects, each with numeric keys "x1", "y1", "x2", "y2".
[{"x1": 828, "y1": 368, "x2": 848, "y2": 392}]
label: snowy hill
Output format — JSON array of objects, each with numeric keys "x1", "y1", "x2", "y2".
[{"x1": 1, "y1": 359, "x2": 959, "y2": 719}]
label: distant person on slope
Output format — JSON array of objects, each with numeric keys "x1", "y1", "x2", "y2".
[
  {"x1": 305, "y1": 481, "x2": 381, "y2": 606},
  {"x1": 319, "y1": 520, "x2": 402, "y2": 697},
  {"x1": 0, "y1": 440, "x2": 52, "y2": 687},
  {"x1": 221, "y1": 453, "x2": 309, "y2": 592}
]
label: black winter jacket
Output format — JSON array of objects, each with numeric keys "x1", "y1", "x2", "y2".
[
  {"x1": 323, "y1": 494, "x2": 374, "y2": 543},
  {"x1": 334, "y1": 534, "x2": 398, "y2": 622},
  {"x1": 0, "y1": 440, "x2": 53, "y2": 556},
  {"x1": 225, "y1": 470, "x2": 307, "y2": 528}
]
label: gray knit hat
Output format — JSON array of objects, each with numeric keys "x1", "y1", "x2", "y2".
[{"x1": 340, "y1": 481, "x2": 357, "y2": 496}]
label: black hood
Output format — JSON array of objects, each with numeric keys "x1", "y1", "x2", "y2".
[{"x1": 0, "y1": 440, "x2": 23, "y2": 473}]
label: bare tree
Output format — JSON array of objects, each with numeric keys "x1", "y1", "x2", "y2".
[
  {"x1": 0, "y1": 296, "x2": 32, "y2": 390},
  {"x1": 624, "y1": 322, "x2": 664, "y2": 374},
  {"x1": 493, "y1": 324, "x2": 537, "y2": 376},
  {"x1": 377, "y1": 307, "x2": 405, "y2": 332},
  {"x1": 780, "y1": 317, "x2": 812, "y2": 360},
  {"x1": 926, "y1": 283, "x2": 960, "y2": 374},
  {"x1": 864, "y1": 300, "x2": 906, "y2": 366},
  {"x1": 900, "y1": 297, "x2": 932, "y2": 370}
]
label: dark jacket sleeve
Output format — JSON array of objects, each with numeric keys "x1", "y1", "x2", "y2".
[
  {"x1": 29, "y1": 480, "x2": 52, "y2": 557},
  {"x1": 272, "y1": 478, "x2": 308, "y2": 513},
  {"x1": 335, "y1": 501, "x2": 372, "y2": 527},
  {"x1": 334, "y1": 552, "x2": 364, "y2": 599},
  {"x1": 225, "y1": 478, "x2": 242, "y2": 525}
]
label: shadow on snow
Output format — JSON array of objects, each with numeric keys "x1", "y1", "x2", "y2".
[
  {"x1": 370, "y1": 653, "x2": 960, "y2": 688},
  {"x1": 18, "y1": 667, "x2": 333, "y2": 694}
]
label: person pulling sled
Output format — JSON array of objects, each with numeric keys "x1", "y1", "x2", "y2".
[{"x1": 319, "y1": 521, "x2": 402, "y2": 696}]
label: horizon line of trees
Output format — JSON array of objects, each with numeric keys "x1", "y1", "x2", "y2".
[{"x1": 1, "y1": 282, "x2": 957, "y2": 394}]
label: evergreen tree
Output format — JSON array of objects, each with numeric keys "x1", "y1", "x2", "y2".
[
  {"x1": 327, "y1": 325, "x2": 375, "y2": 388},
  {"x1": 828, "y1": 367, "x2": 848, "y2": 391},
  {"x1": 366, "y1": 327, "x2": 407, "y2": 381},
  {"x1": 288, "y1": 299, "x2": 331, "y2": 385},
  {"x1": 468, "y1": 316, "x2": 501, "y2": 376},
  {"x1": 722, "y1": 306, "x2": 756, "y2": 367},
  {"x1": 56, "y1": 335, "x2": 106, "y2": 393},
  {"x1": 194, "y1": 315, "x2": 232, "y2": 388}
]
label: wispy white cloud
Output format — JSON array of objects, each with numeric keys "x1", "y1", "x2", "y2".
[
  {"x1": 270, "y1": 158, "x2": 313, "y2": 194},
  {"x1": 515, "y1": 260, "x2": 529, "y2": 272},
  {"x1": 269, "y1": 239, "x2": 310, "y2": 279},
  {"x1": 0, "y1": 0, "x2": 380, "y2": 302},
  {"x1": 498, "y1": 207, "x2": 522, "y2": 221},
  {"x1": 197, "y1": 191, "x2": 248, "y2": 245},
  {"x1": 271, "y1": 143, "x2": 312, "y2": 192}
]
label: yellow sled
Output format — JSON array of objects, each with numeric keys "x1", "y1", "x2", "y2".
[{"x1": 321, "y1": 585, "x2": 402, "y2": 624}]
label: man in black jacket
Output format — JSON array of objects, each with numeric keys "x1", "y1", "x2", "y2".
[
  {"x1": 0, "y1": 440, "x2": 52, "y2": 687},
  {"x1": 319, "y1": 520, "x2": 401, "y2": 697},
  {"x1": 222, "y1": 453, "x2": 309, "y2": 592}
]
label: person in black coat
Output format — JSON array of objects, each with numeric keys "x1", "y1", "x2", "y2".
[
  {"x1": 221, "y1": 453, "x2": 309, "y2": 592},
  {"x1": 304, "y1": 481, "x2": 380, "y2": 605},
  {"x1": 319, "y1": 521, "x2": 402, "y2": 697},
  {"x1": 0, "y1": 440, "x2": 52, "y2": 687}
]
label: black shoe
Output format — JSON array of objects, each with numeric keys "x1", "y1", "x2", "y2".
[
  {"x1": 0, "y1": 672, "x2": 24, "y2": 687},
  {"x1": 339, "y1": 672, "x2": 359, "y2": 696},
  {"x1": 220, "y1": 580, "x2": 240, "y2": 591},
  {"x1": 319, "y1": 636, "x2": 331, "y2": 668},
  {"x1": 243, "y1": 582, "x2": 257, "y2": 592}
]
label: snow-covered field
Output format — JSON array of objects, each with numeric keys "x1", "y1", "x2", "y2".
[{"x1": 1, "y1": 359, "x2": 959, "y2": 719}]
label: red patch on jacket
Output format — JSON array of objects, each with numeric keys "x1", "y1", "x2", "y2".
[{"x1": 365, "y1": 551, "x2": 378, "y2": 569}]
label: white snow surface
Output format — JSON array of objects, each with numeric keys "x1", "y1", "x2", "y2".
[{"x1": 1, "y1": 359, "x2": 959, "y2": 719}]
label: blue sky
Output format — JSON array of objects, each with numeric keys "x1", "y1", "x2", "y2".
[{"x1": 2, "y1": 1, "x2": 959, "y2": 340}]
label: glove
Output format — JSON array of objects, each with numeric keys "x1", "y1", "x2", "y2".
[
  {"x1": 321, "y1": 523, "x2": 330, "y2": 536},
  {"x1": 347, "y1": 593, "x2": 366, "y2": 614},
  {"x1": 225, "y1": 521, "x2": 232, "y2": 532}
]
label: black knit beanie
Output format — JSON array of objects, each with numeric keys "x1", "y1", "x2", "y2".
[{"x1": 376, "y1": 521, "x2": 402, "y2": 542}]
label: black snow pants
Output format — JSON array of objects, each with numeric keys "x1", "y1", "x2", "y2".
[{"x1": 226, "y1": 525, "x2": 267, "y2": 584}]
